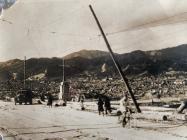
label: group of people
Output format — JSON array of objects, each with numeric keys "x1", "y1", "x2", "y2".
[
  {"x1": 97, "y1": 96, "x2": 111, "y2": 116},
  {"x1": 47, "y1": 92, "x2": 132, "y2": 128}
]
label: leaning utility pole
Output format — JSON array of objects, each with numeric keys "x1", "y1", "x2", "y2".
[{"x1": 89, "y1": 5, "x2": 141, "y2": 113}]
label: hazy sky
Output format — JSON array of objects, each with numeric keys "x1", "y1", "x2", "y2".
[{"x1": 1, "y1": 0, "x2": 187, "y2": 61}]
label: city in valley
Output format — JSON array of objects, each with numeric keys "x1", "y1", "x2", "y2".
[
  {"x1": 0, "y1": 47, "x2": 187, "y2": 140},
  {"x1": 0, "y1": 0, "x2": 187, "y2": 140}
]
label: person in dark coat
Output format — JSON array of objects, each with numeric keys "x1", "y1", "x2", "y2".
[
  {"x1": 104, "y1": 96, "x2": 111, "y2": 115},
  {"x1": 97, "y1": 97, "x2": 104, "y2": 116},
  {"x1": 40, "y1": 92, "x2": 45, "y2": 102},
  {"x1": 47, "y1": 93, "x2": 53, "y2": 108}
]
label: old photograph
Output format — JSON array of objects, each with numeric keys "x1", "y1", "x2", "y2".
[{"x1": 0, "y1": 0, "x2": 187, "y2": 140}]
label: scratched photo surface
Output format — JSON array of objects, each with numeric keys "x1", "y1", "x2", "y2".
[{"x1": 0, "y1": 0, "x2": 187, "y2": 140}]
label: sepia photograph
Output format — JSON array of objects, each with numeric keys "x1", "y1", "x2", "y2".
[{"x1": 0, "y1": 0, "x2": 187, "y2": 139}]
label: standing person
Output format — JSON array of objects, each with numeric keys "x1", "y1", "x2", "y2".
[
  {"x1": 118, "y1": 94, "x2": 128, "y2": 121},
  {"x1": 79, "y1": 94, "x2": 85, "y2": 110},
  {"x1": 119, "y1": 94, "x2": 132, "y2": 127},
  {"x1": 80, "y1": 94, "x2": 85, "y2": 110},
  {"x1": 104, "y1": 96, "x2": 111, "y2": 115},
  {"x1": 40, "y1": 92, "x2": 45, "y2": 102},
  {"x1": 97, "y1": 96, "x2": 104, "y2": 116},
  {"x1": 47, "y1": 93, "x2": 53, "y2": 108},
  {"x1": 119, "y1": 94, "x2": 129, "y2": 112}
]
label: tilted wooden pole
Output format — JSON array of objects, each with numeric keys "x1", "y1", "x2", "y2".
[{"x1": 89, "y1": 5, "x2": 141, "y2": 113}]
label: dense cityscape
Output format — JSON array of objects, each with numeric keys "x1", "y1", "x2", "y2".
[{"x1": 1, "y1": 70, "x2": 187, "y2": 101}]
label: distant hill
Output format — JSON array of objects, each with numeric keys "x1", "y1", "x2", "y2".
[
  {"x1": 65, "y1": 49, "x2": 110, "y2": 60},
  {"x1": 0, "y1": 44, "x2": 187, "y2": 81}
]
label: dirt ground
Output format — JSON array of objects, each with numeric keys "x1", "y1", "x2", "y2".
[{"x1": 0, "y1": 100, "x2": 187, "y2": 140}]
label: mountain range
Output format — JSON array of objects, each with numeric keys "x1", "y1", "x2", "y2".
[{"x1": 0, "y1": 44, "x2": 187, "y2": 81}]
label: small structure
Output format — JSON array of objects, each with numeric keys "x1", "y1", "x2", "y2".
[{"x1": 59, "y1": 81, "x2": 70, "y2": 101}]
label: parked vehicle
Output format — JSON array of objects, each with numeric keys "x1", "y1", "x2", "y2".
[{"x1": 15, "y1": 89, "x2": 33, "y2": 105}]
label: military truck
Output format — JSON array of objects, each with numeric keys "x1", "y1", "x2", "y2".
[{"x1": 15, "y1": 89, "x2": 33, "y2": 105}]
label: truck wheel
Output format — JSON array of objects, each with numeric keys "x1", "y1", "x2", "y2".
[{"x1": 117, "y1": 110, "x2": 122, "y2": 116}]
